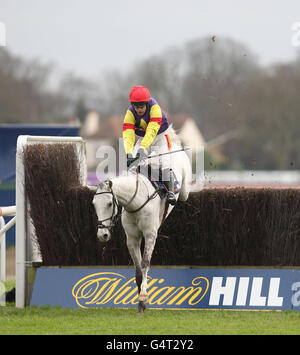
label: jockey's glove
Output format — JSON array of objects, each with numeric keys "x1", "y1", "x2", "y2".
[
  {"x1": 127, "y1": 148, "x2": 147, "y2": 168},
  {"x1": 126, "y1": 153, "x2": 136, "y2": 168},
  {"x1": 136, "y1": 148, "x2": 147, "y2": 161}
]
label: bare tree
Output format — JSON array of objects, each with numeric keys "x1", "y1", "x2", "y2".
[{"x1": 0, "y1": 48, "x2": 67, "y2": 123}]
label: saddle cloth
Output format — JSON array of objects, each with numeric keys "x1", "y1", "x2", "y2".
[{"x1": 138, "y1": 164, "x2": 181, "y2": 199}]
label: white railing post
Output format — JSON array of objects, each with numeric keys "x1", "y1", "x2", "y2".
[
  {"x1": 0, "y1": 207, "x2": 17, "y2": 283},
  {"x1": 16, "y1": 135, "x2": 27, "y2": 308},
  {"x1": 0, "y1": 216, "x2": 6, "y2": 282}
]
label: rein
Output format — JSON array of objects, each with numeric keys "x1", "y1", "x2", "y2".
[
  {"x1": 126, "y1": 186, "x2": 159, "y2": 214},
  {"x1": 124, "y1": 171, "x2": 159, "y2": 214}
]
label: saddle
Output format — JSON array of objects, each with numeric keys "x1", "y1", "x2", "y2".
[{"x1": 137, "y1": 164, "x2": 181, "y2": 199}]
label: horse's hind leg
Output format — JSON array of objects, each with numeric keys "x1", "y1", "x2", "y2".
[{"x1": 135, "y1": 264, "x2": 146, "y2": 313}]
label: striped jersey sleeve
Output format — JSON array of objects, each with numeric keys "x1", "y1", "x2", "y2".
[
  {"x1": 122, "y1": 109, "x2": 136, "y2": 154},
  {"x1": 140, "y1": 104, "x2": 162, "y2": 150}
]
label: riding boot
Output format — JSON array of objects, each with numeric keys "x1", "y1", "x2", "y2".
[{"x1": 165, "y1": 169, "x2": 176, "y2": 206}]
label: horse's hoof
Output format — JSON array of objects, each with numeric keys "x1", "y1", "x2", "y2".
[{"x1": 137, "y1": 301, "x2": 146, "y2": 314}]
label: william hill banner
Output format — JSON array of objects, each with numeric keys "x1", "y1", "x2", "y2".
[{"x1": 30, "y1": 267, "x2": 300, "y2": 311}]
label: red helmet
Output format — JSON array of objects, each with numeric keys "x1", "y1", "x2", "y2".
[{"x1": 129, "y1": 86, "x2": 151, "y2": 102}]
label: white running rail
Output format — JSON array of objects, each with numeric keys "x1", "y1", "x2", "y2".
[{"x1": 0, "y1": 206, "x2": 16, "y2": 282}]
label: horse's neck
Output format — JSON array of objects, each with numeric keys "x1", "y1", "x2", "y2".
[{"x1": 112, "y1": 175, "x2": 149, "y2": 209}]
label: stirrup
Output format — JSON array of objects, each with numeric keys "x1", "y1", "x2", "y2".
[{"x1": 167, "y1": 191, "x2": 176, "y2": 205}]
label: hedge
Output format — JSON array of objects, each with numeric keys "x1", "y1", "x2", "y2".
[{"x1": 23, "y1": 144, "x2": 300, "y2": 266}]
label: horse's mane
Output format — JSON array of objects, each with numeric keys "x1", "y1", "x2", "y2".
[{"x1": 167, "y1": 124, "x2": 182, "y2": 147}]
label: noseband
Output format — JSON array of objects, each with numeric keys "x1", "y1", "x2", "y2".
[{"x1": 94, "y1": 190, "x2": 119, "y2": 230}]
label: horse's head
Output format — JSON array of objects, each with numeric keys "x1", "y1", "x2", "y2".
[{"x1": 91, "y1": 180, "x2": 118, "y2": 243}]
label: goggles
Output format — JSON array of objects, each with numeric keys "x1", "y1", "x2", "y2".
[{"x1": 132, "y1": 102, "x2": 148, "y2": 108}]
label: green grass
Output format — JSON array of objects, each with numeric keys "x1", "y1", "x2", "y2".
[
  {"x1": 1, "y1": 303, "x2": 300, "y2": 335},
  {"x1": 1, "y1": 282, "x2": 300, "y2": 335}
]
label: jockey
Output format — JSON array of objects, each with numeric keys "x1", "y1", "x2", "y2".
[{"x1": 122, "y1": 85, "x2": 176, "y2": 205}]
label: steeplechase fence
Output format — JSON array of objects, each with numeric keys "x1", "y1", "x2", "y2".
[
  {"x1": 14, "y1": 135, "x2": 86, "y2": 307},
  {"x1": 3, "y1": 135, "x2": 300, "y2": 311}
]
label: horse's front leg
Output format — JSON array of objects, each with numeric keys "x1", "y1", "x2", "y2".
[
  {"x1": 139, "y1": 231, "x2": 157, "y2": 302},
  {"x1": 126, "y1": 234, "x2": 142, "y2": 286},
  {"x1": 125, "y1": 233, "x2": 146, "y2": 313}
]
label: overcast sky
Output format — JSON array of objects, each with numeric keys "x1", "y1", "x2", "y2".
[{"x1": 1, "y1": 0, "x2": 300, "y2": 79}]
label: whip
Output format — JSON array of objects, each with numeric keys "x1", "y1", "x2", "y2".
[
  {"x1": 144, "y1": 147, "x2": 191, "y2": 160},
  {"x1": 128, "y1": 147, "x2": 191, "y2": 169}
]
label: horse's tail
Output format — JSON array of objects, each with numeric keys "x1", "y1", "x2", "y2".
[
  {"x1": 178, "y1": 150, "x2": 192, "y2": 202},
  {"x1": 165, "y1": 125, "x2": 191, "y2": 201}
]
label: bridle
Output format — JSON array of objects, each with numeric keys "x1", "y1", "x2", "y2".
[
  {"x1": 94, "y1": 175, "x2": 159, "y2": 231},
  {"x1": 94, "y1": 190, "x2": 119, "y2": 230}
]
